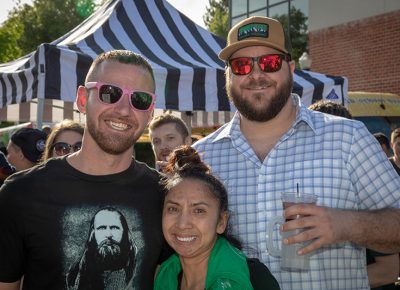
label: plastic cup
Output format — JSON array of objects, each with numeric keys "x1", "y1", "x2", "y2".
[{"x1": 267, "y1": 192, "x2": 318, "y2": 271}]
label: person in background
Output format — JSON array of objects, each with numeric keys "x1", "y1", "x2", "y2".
[
  {"x1": 0, "y1": 151, "x2": 15, "y2": 186},
  {"x1": 308, "y1": 99, "x2": 353, "y2": 119},
  {"x1": 154, "y1": 145, "x2": 280, "y2": 290},
  {"x1": 0, "y1": 142, "x2": 8, "y2": 156},
  {"x1": 6, "y1": 127, "x2": 47, "y2": 171},
  {"x1": 41, "y1": 125, "x2": 52, "y2": 136},
  {"x1": 42, "y1": 119, "x2": 84, "y2": 161},
  {"x1": 309, "y1": 102, "x2": 399, "y2": 290},
  {"x1": 193, "y1": 15, "x2": 400, "y2": 290},
  {"x1": 0, "y1": 50, "x2": 165, "y2": 290},
  {"x1": 373, "y1": 132, "x2": 391, "y2": 158},
  {"x1": 389, "y1": 128, "x2": 400, "y2": 175},
  {"x1": 149, "y1": 113, "x2": 191, "y2": 172}
]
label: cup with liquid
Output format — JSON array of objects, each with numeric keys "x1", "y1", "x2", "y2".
[{"x1": 266, "y1": 192, "x2": 318, "y2": 271}]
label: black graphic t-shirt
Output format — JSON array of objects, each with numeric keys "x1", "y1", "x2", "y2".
[{"x1": 0, "y1": 157, "x2": 165, "y2": 290}]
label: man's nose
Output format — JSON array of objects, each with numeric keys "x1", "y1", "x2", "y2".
[
  {"x1": 105, "y1": 228, "x2": 113, "y2": 238},
  {"x1": 113, "y1": 93, "x2": 131, "y2": 115},
  {"x1": 249, "y1": 61, "x2": 264, "y2": 77},
  {"x1": 160, "y1": 141, "x2": 170, "y2": 150}
]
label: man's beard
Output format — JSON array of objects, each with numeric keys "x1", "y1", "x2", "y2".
[
  {"x1": 96, "y1": 239, "x2": 125, "y2": 267},
  {"x1": 227, "y1": 69, "x2": 293, "y2": 122},
  {"x1": 86, "y1": 111, "x2": 138, "y2": 155}
]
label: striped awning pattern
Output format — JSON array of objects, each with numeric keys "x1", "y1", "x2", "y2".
[
  {"x1": 0, "y1": 99, "x2": 83, "y2": 124},
  {"x1": 0, "y1": 0, "x2": 348, "y2": 118}
]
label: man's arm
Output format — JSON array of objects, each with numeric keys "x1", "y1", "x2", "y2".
[
  {"x1": 367, "y1": 253, "x2": 399, "y2": 288},
  {"x1": 0, "y1": 281, "x2": 21, "y2": 290},
  {"x1": 282, "y1": 205, "x2": 400, "y2": 255}
]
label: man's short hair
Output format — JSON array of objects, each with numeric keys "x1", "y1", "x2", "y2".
[
  {"x1": 308, "y1": 100, "x2": 353, "y2": 119},
  {"x1": 391, "y1": 128, "x2": 400, "y2": 143},
  {"x1": 149, "y1": 113, "x2": 190, "y2": 139},
  {"x1": 85, "y1": 50, "x2": 155, "y2": 85},
  {"x1": 373, "y1": 132, "x2": 390, "y2": 148}
]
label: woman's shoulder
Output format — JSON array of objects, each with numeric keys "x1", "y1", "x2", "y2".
[
  {"x1": 154, "y1": 254, "x2": 181, "y2": 290},
  {"x1": 158, "y1": 253, "x2": 180, "y2": 271}
]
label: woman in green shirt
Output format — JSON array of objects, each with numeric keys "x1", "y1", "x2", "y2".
[{"x1": 154, "y1": 145, "x2": 280, "y2": 290}]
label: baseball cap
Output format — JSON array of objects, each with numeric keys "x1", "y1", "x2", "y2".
[
  {"x1": 219, "y1": 16, "x2": 291, "y2": 61},
  {"x1": 11, "y1": 128, "x2": 47, "y2": 163}
]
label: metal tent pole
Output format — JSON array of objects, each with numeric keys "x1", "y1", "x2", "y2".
[{"x1": 36, "y1": 98, "x2": 45, "y2": 129}]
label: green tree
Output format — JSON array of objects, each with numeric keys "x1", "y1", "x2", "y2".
[
  {"x1": 0, "y1": 0, "x2": 96, "y2": 63},
  {"x1": 203, "y1": 0, "x2": 229, "y2": 39},
  {"x1": 0, "y1": 16, "x2": 24, "y2": 63},
  {"x1": 203, "y1": 1, "x2": 308, "y2": 64},
  {"x1": 273, "y1": 7, "x2": 308, "y2": 64}
]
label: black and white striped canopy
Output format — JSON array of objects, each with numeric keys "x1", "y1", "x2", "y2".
[{"x1": 0, "y1": 0, "x2": 348, "y2": 114}]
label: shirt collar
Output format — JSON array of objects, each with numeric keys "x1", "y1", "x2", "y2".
[
  {"x1": 212, "y1": 111, "x2": 240, "y2": 143},
  {"x1": 292, "y1": 94, "x2": 316, "y2": 133}
]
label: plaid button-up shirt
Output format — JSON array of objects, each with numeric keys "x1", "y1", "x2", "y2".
[{"x1": 193, "y1": 95, "x2": 400, "y2": 290}]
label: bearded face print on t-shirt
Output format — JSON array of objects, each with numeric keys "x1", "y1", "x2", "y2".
[{"x1": 62, "y1": 206, "x2": 144, "y2": 290}]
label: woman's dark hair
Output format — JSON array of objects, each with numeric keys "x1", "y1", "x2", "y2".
[{"x1": 162, "y1": 145, "x2": 242, "y2": 249}]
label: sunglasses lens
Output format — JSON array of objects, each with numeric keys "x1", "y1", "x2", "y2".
[
  {"x1": 99, "y1": 85, "x2": 123, "y2": 104},
  {"x1": 131, "y1": 92, "x2": 153, "y2": 110},
  {"x1": 230, "y1": 58, "x2": 253, "y2": 75},
  {"x1": 259, "y1": 54, "x2": 282, "y2": 73},
  {"x1": 73, "y1": 142, "x2": 82, "y2": 152},
  {"x1": 54, "y1": 143, "x2": 70, "y2": 156}
]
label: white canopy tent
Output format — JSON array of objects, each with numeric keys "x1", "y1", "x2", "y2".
[{"x1": 0, "y1": 0, "x2": 348, "y2": 128}]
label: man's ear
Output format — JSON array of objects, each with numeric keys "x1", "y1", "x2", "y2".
[
  {"x1": 76, "y1": 86, "x2": 88, "y2": 114},
  {"x1": 14, "y1": 146, "x2": 25, "y2": 161},
  {"x1": 289, "y1": 60, "x2": 295, "y2": 74}
]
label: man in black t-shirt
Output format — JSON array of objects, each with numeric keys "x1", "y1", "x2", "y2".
[{"x1": 0, "y1": 50, "x2": 165, "y2": 290}]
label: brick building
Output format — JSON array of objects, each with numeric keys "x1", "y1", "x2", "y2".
[{"x1": 308, "y1": 0, "x2": 400, "y2": 95}]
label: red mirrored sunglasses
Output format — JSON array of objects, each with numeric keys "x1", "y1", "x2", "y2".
[{"x1": 228, "y1": 53, "x2": 291, "y2": 76}]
